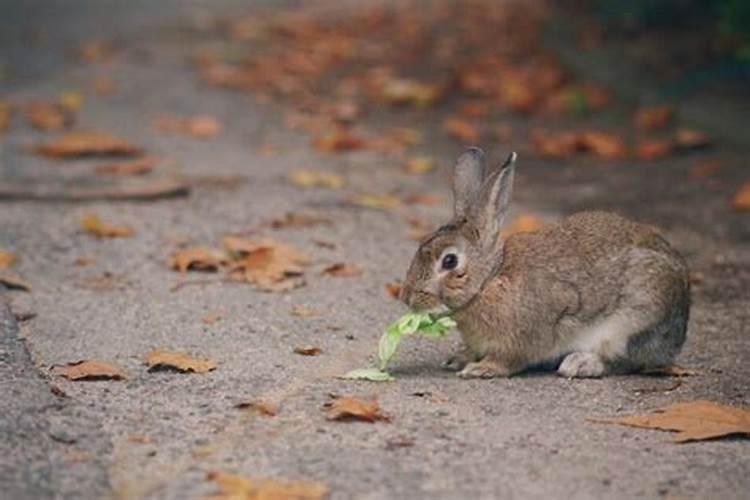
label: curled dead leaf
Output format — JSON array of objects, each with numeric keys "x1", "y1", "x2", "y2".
[
  {"x1": 325, "y1": 395, "x2": 389, "y2": 422},
  {"x1": 588, "y1": 400, "x2": 750, "y2": 443},
  {"x1": 145, "y1": 350, "x2": 217, "y2": 373},
  {"x1": 313, "y1": 127, "x2": 366, "y2": 152},
  {"x1": 635, "y1": 104, "x2": 673, "y2": 130},
  {"x1": 52, "y1": 360, "x2": 126, "y2": 380},
  {"x1": 322, "y1": 262, "x2": 361, "y2": 278},
  {"x1": 0, "y1": 272, "x2": 31, "y2": 291},
  {"x1": 234, "y1": 400, "x2": 279, "y2": 416},
  {"x1": 206, "y1": 470, "x2": 327, "y2": 500},
  {"x1": 156, "y1": 115, "x2": 222, "y2": 138},
  {"x1": 225, "y1": 237, "x2": 309, "y2": 291},
  {"x1": 293, "y1": 345, "x2": 323, "y2": 356},
  {"x1": 287, "y1": 169, "x2": 344, "y2": 189},
  {"x1": 80, "y1": 213, "x2": 134, "y2": 238},
  {"x1": 36, "y1": 130, "x2": 143, "y2": 158},
  {"x1": 385, "y1": 282, "x2": 402, "y2": 299},
  {"x1": 169, "y1": 246, "x2": 227, "y2": 273}
]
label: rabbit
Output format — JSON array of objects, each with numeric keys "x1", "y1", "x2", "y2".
[{"x1": 400, "y1": 148, "x2": 690, "y2": 378}]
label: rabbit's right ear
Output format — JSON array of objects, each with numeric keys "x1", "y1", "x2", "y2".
[
  {"x1": 472, "y1": 152, "x2": 517, "y2": 250},
  {"x1": 453, "y1": 147, "x2": 486, "y2": 219}
]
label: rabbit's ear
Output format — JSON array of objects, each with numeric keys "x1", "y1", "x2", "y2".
[
  {"x1": 472, "y1": 152, "x2": 517, "y2": 247},
  {"x1": 453, "y1": 147, "x2": 486, "y2": 218}
]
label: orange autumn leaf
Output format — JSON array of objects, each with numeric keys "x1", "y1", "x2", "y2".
[
  {"x1": 325, "y1": 396, "x2": 390, "y2": 422},
  {"x1": 499, "y1": 75, "x2": 537, "y2": 113},
  {"x1": 94, "y1": 156, "x2": 157, "y2": 176},
  {"x1": 155, "y1": 115, "x2": 222, "y2": 138},
  {"x1": 501, "y1": 214, "x2": 545, "y2": 237},
  {"x1": 588, "y1": 400, "x2": 750, "y2": 443},
  {"x1": 27, "y1": 101, "x2": 74, "y2": 130},
  {"x1": 403, "y1": 156, "x2": 435, "y2": 174},
  {"x1": 0, "y1": 250, "x2": 18, "y2": 270},
  {"x1": 36, "y1": 130, "x2": 143, "y2": 158},
  {"x1": 225, "y1": 237, "x2": 309, "y2": 291},
  {"x1": 234, "y1": 400, "x2": 279, "y2": 416},
  {"x1": 322, "y1": 262, "x2": 361, "y2": 277},
  {"x1": 530, "y1": 130, "x2": 579, "y2": 159},
  {"x1": 145, "y1": 350, "x2": 217, "y2": 373},
  {"x1": 313, "y1": 127, "x2": 366, "y2": 152},
  {"x1": 52, "y1": 360, "x2": 126, "y2": 380},
  {"x1": 578, "y1": 130, "x2": 626, "y2": 159},
  {"x1": 385, "y1": 282, "x2": 402, "y2": 299},
  {"x1": 169, "y1": 247, "x2": 227, "y2": 273},
  {"x1": 206, "y1": 470, "x2": 327, "y2": 500},
  {"x1": 635, "y1": 140, "x2": 673, "y2": 160},
  {"x1": 443, "y1": 117, "x2": 479, "y2": 143},
  {"x1": 80, "y1": 213, "x2": 134, "y2": 238},
  {"x1": 674, "y1": 128, "x2": 710, "y2": 149},
  {"x1": 635, "y1": 104, "x2": 673, "y2": 130},
  {"x1": 731, "y1": 183, "x2": 750, "y2": 211},
  {"x1": 293, "y1": 345, "x2": 323, "y2": 356}
]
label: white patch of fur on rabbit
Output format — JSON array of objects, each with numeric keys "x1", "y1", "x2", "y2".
[{"x1": 400, "y1": 148, "x2": 690, "y2": 379}]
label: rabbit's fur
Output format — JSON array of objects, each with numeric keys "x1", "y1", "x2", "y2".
[{"x1": 401, "y1": 148, "x2": 690, "y2": 378}]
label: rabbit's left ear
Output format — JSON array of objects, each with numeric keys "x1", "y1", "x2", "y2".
[{"x1": 472, "y1": 152, "x2": 517, "y2": 248}]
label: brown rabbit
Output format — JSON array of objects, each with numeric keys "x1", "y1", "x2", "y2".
[{"x1": 400, "y1": 148, "x2": 690, "y2": 378}]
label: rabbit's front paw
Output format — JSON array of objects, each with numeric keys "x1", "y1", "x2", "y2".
[
  {"x1": 557, "y1": 352, "x2": 606, "y2": 378},
  {"x1": 442, "y1": 349, "x2": 474, "y2": 371},
  {"x1": 458, "y1": 358, "x2": 511, "y2": 379}
]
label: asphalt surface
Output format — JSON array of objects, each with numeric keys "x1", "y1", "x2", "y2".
[{"x1": 1, "y1": 2, "x2": 749, "y2": 499}]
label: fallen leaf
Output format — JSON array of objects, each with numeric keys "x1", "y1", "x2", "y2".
[
  {"x1": 530, "y1": 130, "x2": 579, "y2": 158},
  {"x1": 36, "y1": 130, "x2": 143, "y2": 158},
  {"x1": 635, "y1": 105, "x2": 673, "y2": 130},
  {"x1": 322, "y1": 262, "x2": 361, "y2": 277},
  {"x1": 155, "y1": 115, "x2": 222, "y2": 138},
  {"x1": 588, "y1": 400, "x2": 750, "y2": 443},
  {"x1": 341, "y1": 368, "x2": 395, "y2": 382},
  {"x1": 578, "y1": 130, "x2": 626, "y2": 159},
  {"x1": 145, "y1": 350, "x2": 217, "y2": 373},
  {"x1": 0, "y1": 273, "x2": 31, "y2": 291},
  {"x1": 26, "y1": 101, "x2": 74, "y2": 130},
  {"x1": 350, "y1": 193, "x2": 400, "y2": 209},
  {"x1": 674, "y1": 128, "x2": 710, "y2": 149},
  {"x1": 293, "y1": 345, "x2": 322, "y2": 356},
  {"x1": 731, "y1": 183, "x2": 750, "y2": 211},
  {"x1": 0, "y1": 250, "x2": 17, "y2": 269},
  {"x1": 290, "y1": 305, "x2": 317, "y2": 317},
  {"x1": 380, "y1": 77, "x2": 441, "y2": 107},
  {"x1": 202, "y1": 311, "x2": 223, "y2": 324},
  {"x1": 404, "y1": 156, "x2": 435, "y2": 174},
  {"x1": 443, "y1": 117, "x2": 479, "y2": 143},
  {"x1": 267, "y1": 211, "x2": 331, "y2": 229},
  {"x1": 404, "y1": 193, "x2": 443, "y2": 205},
  {"x1": 80, "y1": 213, "x2": 134, "y2": 238},
  {"x1": 94, "y1": 156, "x2": 157, "y2": 176},
  {"x1": 501, "y1": 214, "x2": 545, "y2": 237},
  {"x1": 325, "y1": 395, "x2": 389, "y2": 422},
  {"x1": 52, "y1": 360, "x2": 126, "y2": 380},
  {"x1": 499, "y1": 75, "x2": 537, "y2": 113},
  {"x1": 226, "y1": 237, "x2": 309, "y2": 291},
  {"x1": 385, "y1": 282, "x2": 402, "y2": 299},
  {"x1": 58, "y1": 90, "x2": 84, "y2": 112},
  {"x1": 0, "y1": 101, "x2": 10, "y2": 131},
  {"x1": 206, "y1": 470, "x2": 327, "y2": 500},
  {"x1": 642, "y1": 365, "x2": 699, "y2": 377},
  {"x1": 234, "y1": 400, "x2": 279, "y2": 416},
  {"x1": 287, "y1": 169, "x2": 344, "y2": 189},
  {"x1": 313, "y1": 127, "x2": 366, "y2": 152},
  {"x1": 169, "y1": 246, "x2": 227, "y2": 273},
  {"x1": 635, "y1": 140, "x2": 673, "y2": 160}
]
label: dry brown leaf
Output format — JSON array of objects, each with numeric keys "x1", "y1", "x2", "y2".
[
  {"x1": 0, "y1": 250, "x2": 17, "y2": 270},
  {"x1": 443, "y1": 117, "x2": 479, "y2": 143},
  {"x1": 202, "y1": 311, "x2": 223, "y2": 325},
  {"x1": 287, "y1": 169, "x2": 344, "y2": 189},
  {"x1": 293, "y1": 345, "x2": 322, "y2": 356},
  {"x1": 635, "y1": 105, "x2": 673, "y2": 130},
  {"x1": 385, "y1": 282, "x2": 402, "y2": 299},
  {"x1": 36, "y1": 130, "x2": 143, "y2": 158},
  {"x1": 635, "y1": 140, "x2": 673, "y2": 160},
  {"x1": 404, "y1": 156, "x2": 435, "y2": 174},
  {"x1": 94, "y1": 156, "x2": 157, "y2": 176},
  {"x1": 404, "y1": 193, "x2": 443, "y2": 206},
  {"x1": 207, "y1": 470, "x2": 327, "y2": 500},
  {"x1": 350, "y1": 193, "x2": 400, "y2": 210},
  {"x1": 0, "y1": 272, "x2": 31, "y2": 291},
  {"x1": 268, "y1": 211, "x2": 331, "y2": 229},
  {"x1": 501, "y1": 214, "x2": 545, "y2": 237},
  {"x1": 0, "y1": 101, "x2": 11, "y2": 131},
  {"x1": 674, "y1": 128, "x2": 710, "y2": 149},
  {"x1": 313, "y1": 127, "x2": 366, "y2": 152},
  {"x1": 226, "y1": 237, "x2": 309, "y2": 291},
  {"x1": 80, "y1": 213, "x2": 134, "y2": 238},
  {"x1": 731, "y1": 183, "x2": 750, "y2": 211},
  {"x1": 27, "y1": 101, "x2": 74, "y2": 130},
  {"x1": 155, "y1": 115, "x2": 222, "y2": 138},
  {"x1": 578, "y1": 130, "x2": 626, "y2": 159},
  {"x1": 642, "y1": 365, "x2": 699, "y2": 377},
  {"x1": 325, "y1": 395, "x2": 389, "y2": 422},
  {"x1": 234, "y1": 400, "x2": 279, "y2": 416},
  {"x1": 322, "y1": 262, "x2": 361, "y2": 277},
  {"x1": 145, "y1": 350, "x2": 217, "y2": 373},
  {"x1": 290, "y1": 305, "x2": 317, "y2": 317},
  {"x1": 52, "y1": 360, "x2": 126, "y2": 380},
  {"x1": 588, "y1": 400, "x2": 750, "y2": 442},
  {"x1": 170, "y1": 246, "x2": 227, "y2": 273}
]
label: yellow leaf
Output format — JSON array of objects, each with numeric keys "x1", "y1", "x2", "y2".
[
  {"x1": 350, "y1": 193, "x2": 400, "y2": 210},
  {"x1": 207, "y1": 470, "x2": 327, "y2": 500},
  {"x1": 145, "y1": 350, "x2": 217, "y2": 373},
  {"x1": 325, "y1": 395, "x2": 390, "y2": 422},
  {"x1": 52, "y1": 360, "x2": 127, "y2": 380},
  {"x1": 80, "y1": 213, "x2": 134, "y2": 238},
  {"x1": 404, "y1": 156, "x2": 435, "y2": 174},
  {"x1": 0, "y1": 250, "x2": 17, "y2": 270},
  {"x1": 287, "y1": 169, "x2": 344, "y2": 189},
  {"x1": 169, "y1": 246, "x2": 226, "y2": 273}
]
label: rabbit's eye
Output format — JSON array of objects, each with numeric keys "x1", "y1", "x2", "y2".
[{"x1": 441, "y1": 253, "x2": 459, "y2": 270}]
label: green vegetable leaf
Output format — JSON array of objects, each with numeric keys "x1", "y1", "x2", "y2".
[
  {"x1": 378, "y1": 311, "x2": 456, "y2": 369},
  {"x1": 340, "y1": 368, "x2": 395, "y2": 382},
  {"x1": 378, "y1": 325, "x2": 402, "y2": 370}
]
